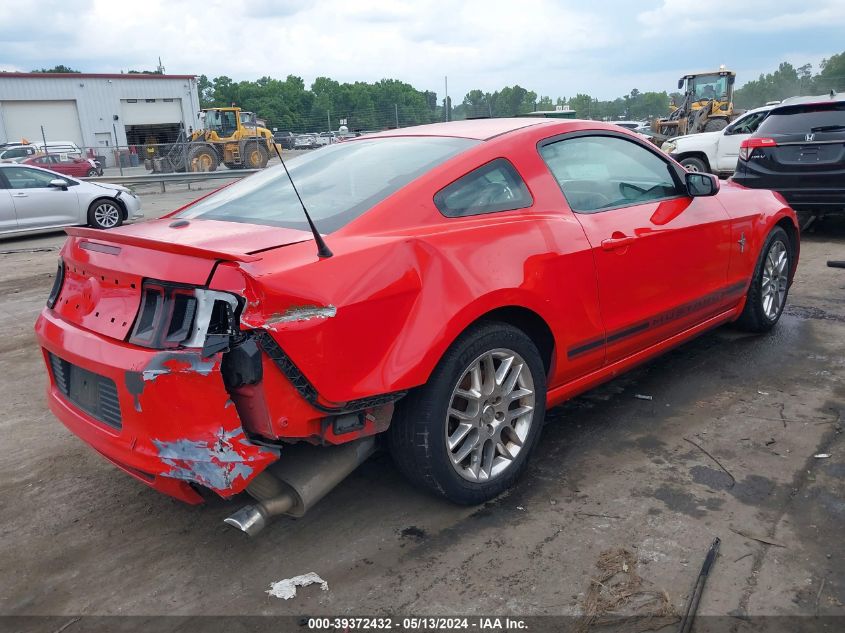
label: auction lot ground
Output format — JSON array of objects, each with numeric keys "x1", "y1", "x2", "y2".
[{"x1": 0, "y1": 185, "x2": 843, "y2": 628}]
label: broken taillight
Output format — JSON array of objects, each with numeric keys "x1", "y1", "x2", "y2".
[
  {"x1": 46, "y1": 259, "x2": 65, "y2": 309},
  {"x1": 127, "y1": 280, "x2": 241, "y2": 354}
]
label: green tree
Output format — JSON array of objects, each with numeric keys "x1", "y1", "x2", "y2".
[
  {"x1": 31, "y1": 65, "x2": 79, "y2": 73},
  {"x1": 816, "y1": 52, "x2": 845, "y2": 93}
]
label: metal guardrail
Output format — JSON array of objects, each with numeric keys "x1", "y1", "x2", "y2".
[{"x1": 83, "y1": 169, "x2": 261, "y2": 192}]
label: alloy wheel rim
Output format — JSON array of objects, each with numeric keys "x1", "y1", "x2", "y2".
[
  {"x1": 762, "y1": 240, "x2": 788, "y2": 320},
  {"x1": 445, "y1": 348, "x2": 535, "y2": 482},
  {"x1": 95, "y1": 203, "x2": 120, "y2": 228}
]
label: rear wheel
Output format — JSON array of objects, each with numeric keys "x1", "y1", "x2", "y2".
[
  {"x1": 186, "y1": 144, "x2": 218, "y2": 172},
  {"x1": 735, "y1": 226, "x2": 791, "y2": 332},
  {"x1": 87, "y1": 199, "x2": 123, "y2": 230},
  {"x1": 680, "y1": 156, "x2": 708, "y2": 173},
  {"x1": 388, "y1": 322, "x2": 546, "y2": 505}
]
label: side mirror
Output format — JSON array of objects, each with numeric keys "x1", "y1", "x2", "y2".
[
  {"x1": 678, "y1": 78, "x2": 684, "y2": 90},
  {"x1": 686, "y1": 172, "x2": 719, "y2": 197},
  {"x1": 49, "y1": 178, "x2": 69, "y2": 190}
]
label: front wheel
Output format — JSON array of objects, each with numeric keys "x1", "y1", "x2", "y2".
[
  {"x1": 242, "y1": 141, "x2": 269, "y2": 169},
  {"x1": 388, "y1": 322, "x2": 546, "y2": 505},
  {"x1": 735, "y1": 226, "x2": 792, "y2": 332},
  {"x1": 680, "y1": 156, "x2": 708, "y2": 173},
  {"x1": 86, "y1": 168, "x2": 98, "y2": 177},
  {"x1": 87, "y1": 199, "x2": 123, "y2": 230}
]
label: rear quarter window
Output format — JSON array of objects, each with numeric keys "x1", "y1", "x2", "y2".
[{"x1": 434, "y1": 158, "x2": 533, "y2": 217}]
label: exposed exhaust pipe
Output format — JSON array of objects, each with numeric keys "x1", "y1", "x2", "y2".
[{"x1": 224, "y1": 436, "x2": 376, "y2": 536}]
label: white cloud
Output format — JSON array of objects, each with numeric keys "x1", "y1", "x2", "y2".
[
  {"x1": 0, "y1": 0, "x2": 610, "y2": 97},
  {"x1": 637, "y1": 0, "x2": 845, "y2": 37},
  {"x1": 0, "y1": 1, "x2": 841, "y2": 100}
]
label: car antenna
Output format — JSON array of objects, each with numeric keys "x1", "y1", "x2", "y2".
[{"x1": 270, "y1": 142, "x2": 333, "y2": 258}]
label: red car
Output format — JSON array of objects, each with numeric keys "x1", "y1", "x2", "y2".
[
  {"x1": 35, "y1": 119, "x2": 798, "y2": 534},
  {"x1": 23, "y1": 154, "x2": 102, "y2": 177}
]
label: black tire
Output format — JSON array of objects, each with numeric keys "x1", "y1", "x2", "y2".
[
  {"x1": 388, "y1": 321, "x2": 547, "y2": 505},
  {"x1": 87, "y1": 198, "x2": 124, "y2": 230},
  {"x1": 242, "y1": 141, "x2": 269, "y2": 169},
  {"x1": 86, "y1": 168, "x2": 98, "y2": 177},
  {"x1": 186, "y1": 144, "x2": 218, "y2": 172},
  {"x1": 735, "y1": 226, "x2": 792, "y2": 333},
  {"x1": 680, "y1": 156, "x2": 709, "y2": 173},
  {"x1": 704, "y1": 118, "x2": 728, "y2": 132}
]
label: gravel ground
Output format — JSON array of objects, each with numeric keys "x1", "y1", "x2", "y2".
[{"x1": 0, "y1": 196, "x2": 843, "y2": 630}]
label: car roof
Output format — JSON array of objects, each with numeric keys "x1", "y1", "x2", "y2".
[
  {"x1": 364, "y1": 118, "x2": 553, "y2": 141},
  {"x1": 770, "y1": 93, "x2": 845, "y2": 115}
]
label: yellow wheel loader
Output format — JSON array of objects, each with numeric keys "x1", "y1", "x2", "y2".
[
  {"x1": 150, "y1": 107, "x2": 280, "y2": 173},
  {"x1": 652, "y1": 67, "x2": 740, "y2": 142}
]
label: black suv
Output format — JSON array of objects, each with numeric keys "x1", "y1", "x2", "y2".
[
  {"x1": 273, "y1": 131, "x2": 297, "y2": 150},
  {"x1": 732, "y1": 97, "x2": 845, "y2": 227}
]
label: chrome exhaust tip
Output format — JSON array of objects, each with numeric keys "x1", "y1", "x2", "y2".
[{"x1": 224, "y1": 504, "x2": 267, "y2": 537}]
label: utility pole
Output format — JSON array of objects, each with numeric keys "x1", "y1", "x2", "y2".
[
  {"x1": 395, "y1": 103, "x2": 399, "y2": 128},
  {"x1": 445, "y1": 76, "x2": 450, "y2": 122},
  {"x1": 112, "y1": 122, "x2": 123, "y2": 176},
  {"x1": 327, "y1": 110, "x2": 331, "y2": 131}
]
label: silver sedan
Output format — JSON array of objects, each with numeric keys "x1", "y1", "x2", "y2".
[{"x1": 0, "y1": 164, "x2": 142, "y2": 238}]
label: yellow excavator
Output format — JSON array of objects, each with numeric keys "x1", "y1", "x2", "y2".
[
  {"x1": 149, "y1": 107, "x2": 279, "y2": 173},
  {"x1": 652, "y1": 66, "x2": 740, "y2": 142}
]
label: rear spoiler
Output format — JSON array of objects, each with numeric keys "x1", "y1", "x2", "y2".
[{"x1": 64, "y1": 227, "x2": 262, "y2": 262}]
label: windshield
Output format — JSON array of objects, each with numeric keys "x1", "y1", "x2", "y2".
[
  {"x1": 177, "y1": 136, "x2": 479, "y2": 232},
  {"x1": 688, "y1": 74, "x2": 728, "y2": 101},
  {"x1": 203, "y1": 110, "x2": 236, "y2": 134}
]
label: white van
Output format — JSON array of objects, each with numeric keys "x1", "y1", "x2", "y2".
[
  {"x1": 0, "y1": 144, "x2": 38, "y2": 163},
  {"x1": 30, "y1": 141, "x2": 84, "y2": 157}
]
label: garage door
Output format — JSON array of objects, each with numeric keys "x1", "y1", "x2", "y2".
[
  {"x1": 1, "y1": 100, "x2": 84, "y2": 145},
  {"x1": 120, "y1": 99, "x2": 184, "y2": 126}
]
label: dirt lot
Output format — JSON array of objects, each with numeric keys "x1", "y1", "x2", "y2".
[{"x1": 0, "y1": 190, "x2": 843, "y2": 629}]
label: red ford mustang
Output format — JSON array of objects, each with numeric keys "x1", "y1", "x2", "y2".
[
  {"x1": 35, "y1": 119, "x2": 798, "y2": 532},
  {"x1": 23, "y1": 154, "x2": 102, "y2": 177}
]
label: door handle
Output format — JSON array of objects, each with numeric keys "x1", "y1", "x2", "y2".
[
  {"x1": 601, "y1": 235, "x2": 635, "y2": 250},
  {"x1": 11, "y1": 193, "x2": 27, "y2": 198}
]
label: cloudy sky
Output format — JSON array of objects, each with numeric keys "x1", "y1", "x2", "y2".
[{"x1": 1, "y1": 0, "x2": 843, "y2": 100}]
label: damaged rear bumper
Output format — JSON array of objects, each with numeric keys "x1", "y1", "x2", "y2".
[{"x1": 35, "y1": 309, "x2": 279, "y2": 503}]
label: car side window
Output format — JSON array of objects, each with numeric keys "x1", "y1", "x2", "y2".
[
  {"x1": 434, "y1": 158, "x2": 532, "y2": 218},
  {"x1": 3, "y1": 167, "x2": 62, "y2": 189},
  {"x1": 539, "y1": 135, "x2": 681, "y2": 213},
  {"x1": 726, "y1": 111, "x2": 768, "y2": 135}
]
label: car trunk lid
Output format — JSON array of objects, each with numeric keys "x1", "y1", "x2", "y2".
[{"x1": 54, "y1": 219, "x2": 312, "y2": 340}]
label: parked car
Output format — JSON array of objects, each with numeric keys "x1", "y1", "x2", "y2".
[
  {"x1": 315, "y1": 131, "x2": 339, "y2": 146},
  {"x1": 733, "y1": 96, "x2": 845, "y2": 227},
  {"x1": 662, "y1": 104, "x2": 776, "y2": 176},
  {"x1": 34, "y1": 119, "x2": 797, "y2": 534},
  {"x1": 294, "y1": 133, "x2": 317, "y2": 149},
  {"x1": 0, "y1": 163, "x2": 142, "y2": 237},
  {"x1": 0, "y1": 144, "x2": 38, "y2": 163},
  {"x1": 614, "y1": 120, "x2": 647, "y2": 130},
  {"x1": 273, "y1": 131, "x2": 297, "y2": 150},
  {"x1": 23, "y1": 154, "x2": 103, "y2": 177}
]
